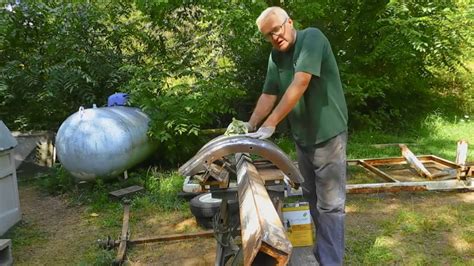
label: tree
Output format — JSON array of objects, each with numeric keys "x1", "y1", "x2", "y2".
[{"x1": 0, "y1": 2, "x2": 137, "y2": 129}]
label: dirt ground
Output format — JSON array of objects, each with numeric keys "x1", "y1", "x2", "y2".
[
  {"x1": 14, "y1": 185, "x2": 96, "y2": 265},
  {"x1": 12, "y1": 184, "x2": 216, "y2": 265},
  {"x1": 8, "y1": 181, "x2": 474, "y2": 265}
]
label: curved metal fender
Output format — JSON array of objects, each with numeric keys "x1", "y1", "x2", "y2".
[{"x1": 178, "y1": 135, "x2": 303, "y2": 185}]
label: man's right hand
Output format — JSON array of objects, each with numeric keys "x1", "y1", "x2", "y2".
[{"x1": 245, "y1": 126, "x2": 275, "y2": 139}]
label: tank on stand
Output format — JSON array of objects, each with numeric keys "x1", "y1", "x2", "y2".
[{"x1": 55, "y1": 106, "x2": 158, "y2": 181}]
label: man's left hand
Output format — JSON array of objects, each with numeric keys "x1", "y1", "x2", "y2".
[{"x1": 245, "y1": 126, "x2": 275, "y2": 139}]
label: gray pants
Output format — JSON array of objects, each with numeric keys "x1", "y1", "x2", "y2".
[{"x1": 296, "y1": 131, "x2": 347, "y2": 266}]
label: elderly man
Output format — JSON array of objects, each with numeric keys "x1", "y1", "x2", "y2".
[{"x1": 244, "y1": 6, "x2": 348, "y2": 265}]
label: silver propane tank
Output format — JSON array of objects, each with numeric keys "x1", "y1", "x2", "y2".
[{"x1": 55, "y1": 106, "x2": 157, "y2": 181}]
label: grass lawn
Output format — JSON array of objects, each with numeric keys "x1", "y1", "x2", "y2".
[
  {"x1": 345, "y1": 191, "x2": 472, "y2": 265},
  {"x1": 2, "y1": 118, "x2": 473, "y2": 265}
]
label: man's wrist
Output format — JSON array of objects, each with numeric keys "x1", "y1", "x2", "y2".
[
  {"x1": 247, "y1": 121, "x2": 257, "y2": 131},
  {"x1": 262, "y1": 114, "x2": 279, "y2": 128}
]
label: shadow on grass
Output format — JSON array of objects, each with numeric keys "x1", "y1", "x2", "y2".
[{"x1": 345, "y1": 191, "x2": 473, "y2": 265}]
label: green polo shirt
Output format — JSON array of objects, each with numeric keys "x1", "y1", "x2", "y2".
[{"x1": 262, "y1": 28, "x2": 348, "y2": 147}]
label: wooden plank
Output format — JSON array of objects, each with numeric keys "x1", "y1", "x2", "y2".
[
  {"x1": 199, "y1": 128, "x2": 226, "y2": 135},
  {"x1": 349, "y1": 155, "x2": 458, "y2": 167},
  {"x1": 236, "y1": 154, "x2": 292, "y2": 265},
  {"x1": 109, "y1": 185, "x2": 144, "y2": 199},
  {"x1": 456, "y1": 140, "x2": 468, "y2": 165},
  {"x1": 258, "y1": 167, "x2": 285, "y2": 182},
  {"x1": 371, "y1": 143, "x2": 418, "y2": 148},
  {"x1": 359, "y1": 160, "x2": 400, "y2": 183},
  {"x1": 346, "y1": 179, "x2": 474, "y2": 193},
  {"x1": 348, "y1": 157, "x2": 407, "y2": 166},
  {"x1": 426, "y1": 155, "x2": 461, "y2": 169},
  {"x1": 114, "y1": 204, "x2": 130, "y2": 265},
  {"x1": 399, "y1": 145, "x2": 433, "y2": 179}
]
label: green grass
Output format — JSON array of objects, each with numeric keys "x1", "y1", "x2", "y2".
[
  {"x1": 343, "y1": 118, "x2": 473, "y2": 264},
  {"x1": 8, "y1": 116, "x2": 474, "y2": 265},
  {"x1": 2, "y1": 221, "x2": 47, "y2": 248},
  {"x1": 345, "y1": 191, "x2": 474, "y2": 265},
  {"x1": 348, "y1": 115, "x2": 473, "y2": 161},
  {"x1": 276, "y1": 118, "x2": 474, "y2": 265},
  {"x1": 277, "y1": 115, "x2": 473, "y2": 162},
  {"x1": 79, "y1": 249, "x2": 115, "y2": 266}
]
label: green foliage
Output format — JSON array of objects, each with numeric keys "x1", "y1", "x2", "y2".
[
  {"x1": 0, "y1": 1, "x2": 472, "y2": 164},
  {"x1": 0, "y1": 2, "x2": 139, "y2": 130},
  {"x1": 347, "y1": 117, "x2": 473, "y2": 161},
  {"x1": 38, "y1": 164, "x2": 76, "y2": 195},
  {"x1": 38, "y1": 164, "x2": 187, "y2": 212},
  {"x1": 287, "y1": 0, "x2": 473, "y2": 130},
  {"x1": 125, "y1": 2, "x2": 267, "y2": 163},
  {"x1": 140, "y1": 168, "x2": 187, "y2": 211},
  {"x1": 274, "y1": 136, "x2": 297, "y2": 160},
  {"x1": 79, "y1": 250, "x2": 115, "y2": 266},
  {"x1": 463, "y1": 228, "x2": 474, "y2": 244},
  {"x1": 2, "y1": 221, "x2": 47, "y2": 248},
  {"x1": 363, "y1": 236, "x2": 395, "y2": 264},
  {"x1": 38, "y1": 166, "x2": 131, "y2": 209}
]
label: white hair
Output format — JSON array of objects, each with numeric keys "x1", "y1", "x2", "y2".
[{"x1": 256, "y1": 7, "x2": 289, "y2": 31}]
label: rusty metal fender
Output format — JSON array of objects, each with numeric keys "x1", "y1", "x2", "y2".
[{"x1": 178, "y1": 135, "x2": 303, "y2": 186}]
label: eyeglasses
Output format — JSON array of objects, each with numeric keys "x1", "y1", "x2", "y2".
[{"x1": 264, "y1": 18, "x2": 288, "y2": 41}]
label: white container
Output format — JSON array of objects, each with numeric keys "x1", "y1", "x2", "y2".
[{"x1": 0, "y1": 121, "x2": 21, "y2": 236}]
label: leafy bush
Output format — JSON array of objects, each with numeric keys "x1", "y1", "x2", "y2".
[
  {"x1": 126, "y1": 2, "x2": 268, "y2": 163},
  {"x1": 38, "y1": 164, "x2": 76, "y2": 195},
  {"x1": 288, "y1": 0, "x2": 473, "y2": 130},
  {"x1": 140, "y1": 168, "x2": 187, "y2": 211},
  {"x1": 0, "y1": 2, "x2": 136, "y2": 130},
  {"x1": 1, "y1": 1, "x2": 472, "y2": 164}
]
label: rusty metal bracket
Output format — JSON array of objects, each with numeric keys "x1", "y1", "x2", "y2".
[
  {"x1": 99, "y1": 231, "x2": 215, "y2": 249},
  {"x1": 99, "y1": 203, "x2": 215, "y2": 265}
]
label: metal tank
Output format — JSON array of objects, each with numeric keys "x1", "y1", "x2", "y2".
[{"x1": 56, "y1": 106, "x2": 158, "y2": 181}]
